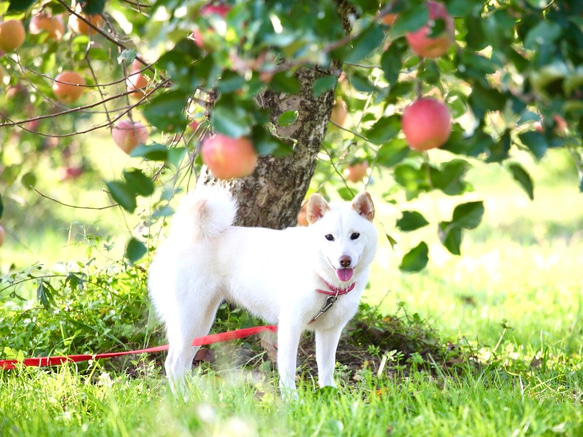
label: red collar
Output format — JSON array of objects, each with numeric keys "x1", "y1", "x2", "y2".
[
  {"x1": 316, "y1": 280, "x2": 356, "y2": 297},
  {"x1": 309, "y1": 280, "x2": 357, "y2": 324}
]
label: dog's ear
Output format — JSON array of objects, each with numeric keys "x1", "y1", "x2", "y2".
[
  {"x1": 352, "y1": 192, "x2": 375, "y2": 222},
  {"x1": 306, "y1": 194, "x2": 330, "y2": 225}
]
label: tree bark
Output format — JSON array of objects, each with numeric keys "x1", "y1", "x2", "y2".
[
  {"x1": 200, "y1": 65, "x2": 339, "y2": 229},
  {"x1": 200, "y1": 2, "x2": 353, "y2": 229}
]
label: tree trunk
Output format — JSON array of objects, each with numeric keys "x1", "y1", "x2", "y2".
[
  {"x1": 199, "y1": 2, "x2": 353, "y2": 229},
  {"x1": 200, "y1": 65, "x2": 339, "y2": 229}
]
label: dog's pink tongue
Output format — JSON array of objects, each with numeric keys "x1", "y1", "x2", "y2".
[{"x1": 336, "y1": 268, "x2": 354, "y2": 282}]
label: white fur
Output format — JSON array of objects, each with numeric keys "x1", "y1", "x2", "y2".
[{"x1": 148, "y1": 188, "x2": 378, "y2": 395}]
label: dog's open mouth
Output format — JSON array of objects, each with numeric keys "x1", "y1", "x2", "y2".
[{"x1": 336, "y1": 268, "x2": 354, "y2": 282}]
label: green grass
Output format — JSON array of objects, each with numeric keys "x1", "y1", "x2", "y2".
[
  {"x1": 1, "y1": 150, "x2": 583, "y2": 436},
  {"x1": 2, "y1": 361, "x2": 582, "y2": 436}
]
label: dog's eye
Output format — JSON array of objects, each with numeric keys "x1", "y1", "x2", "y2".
[
  {"x1": 325, "y1": 234, "x2": 335, "y2": 241},
  {"x1": 350, "y1": 232, "x2": 360, "y2": 240}
]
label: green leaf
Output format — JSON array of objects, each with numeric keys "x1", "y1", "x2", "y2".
[
  {"x1": 446, "y1": 0, "x2": 482, "y2": 17},
  {"x1": 142, "y1": 90, "x2": 188, "y2": 132},
  {"x1": 81, "y1": 0, "x2": 106, "y2": 14},
  {"x1": 8, "y1": 0, "x2": 35, "y2": 11},
  {"x1": 391, "y1": 4, "x2": 429, "y2": 36},
  {"x1": 508, "y1": 163, "x2": 534, "y2": 200},
  {"x1": 451, "y1": 201, "x2": 484, "y2": 230},
  {"x1": 36, "y1": 280, "x2": 56, "y2": 310},
  {"x1": 469, "y1": 83, "x2": 507, "y2": 119},
  {"x1": 278, "y1": 111, "x2": 299, "y2": 127},
  {"x1": 211, "y1": 104, "x2": 251, "y2": 138},
  {"x1": 337, "y1": 187, "x2": 354, "y2": 201},
  {"x1": 21, "y1": 172, "x2": 36, "y2": 189},
  {"x1": 123, "y1": 169, "x2": 154, "y2": 197},
  {"x1": 364, "y1": 115, "x2": 401, "y2": 145},
  {"x1": 126, "y1": 238, "x2": 147, "y2": 265},
  {"x1": 399, "y1": 242, "x2": 429, "y2": 273},
  {"x1": 152, "y1": 205, "x2": 174, "y2": 219},
  {"x1": 430, "y1": 159, "x2": 470, "y2": 196},
  {"x1": 380, "y1": 39, "x2": 404, "y2": 85},
  {"x1": 524, "y1": 21, "x2": 562, "y2": 49},
  {"x1": 418, "y1": 60, "x2": 440, "y2": 85},
  {"x1": 344, "y1": 23, "x2": 385, "y2": 63},
  {"x1": 130, "y1": 143, "x2": 168, "y2": 161},
  {"x1": 397, "y1": 211, "x2": 430, "y2": 232},
  {"x1": 313, "y1": 76, "x2": 338, "y2": 97},
  {"x1": 350, "y1": 72, "x2": 382, "y2": 93},
  {"x1": 394, "y1": 163, "x2": 428, "y2": 199},
  {"x1": 487, "y1": 129, "x2": 511, "y2": 162},
  {"x1": 376, "y1": 140, "x2": 410, "y2": 168},
  {"x1": 465, "y1": 15, "x2": 488, "y2": 51},
  {"x1": 385, "y1": 232, "x2": 398, "y2": 249},
  {"x1": 251, "y1": 126, "x2": 293, "y2": 157},
  {"x1": 518, "y1": 131, "x2": 548, "y2": 160},
  {"x1": 387, "y1": 81, "x2": 414, "y2": 102},
  {"x1": 438, "y1": 223, "x2": 462, "y2": 255},
  {"x1": 216, "y1": 70, "x2": 246, "y2": 94},
  {"x1": 106, "y1": 181, "x2": 137, "y2": 213},
  {"x1": 269, "y1": 72, "x2": 300, "y2": 94},
  {"x1": 167, "y1": 148, "x2": 187, "y2": 168},
  {"x1": 65, "y1": 272, "x2": 85, "y2": 291}
]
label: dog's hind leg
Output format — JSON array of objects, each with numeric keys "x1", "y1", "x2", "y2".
[
  {"x1": 164, "y1": 295, "x2": 222, "y2": 394},
  {"x1": 315, "y1": 327, "x2": 343, "y2": 388}
]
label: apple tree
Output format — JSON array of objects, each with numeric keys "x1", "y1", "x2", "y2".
[{"x1": 0, "y1": 0, "x2": 582, "y2": 270}]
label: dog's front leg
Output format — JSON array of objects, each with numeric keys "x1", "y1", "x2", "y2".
[
  {"x1": 315, "y1": 327, "x2": 343, "y2": 388},
  {"x1": 276, "y1": 321, "x2": 302, "y2": 395}
]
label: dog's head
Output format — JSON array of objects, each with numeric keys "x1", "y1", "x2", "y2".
[{"x1": 306, "y1": 192, "x2": 377, "y2": 283}]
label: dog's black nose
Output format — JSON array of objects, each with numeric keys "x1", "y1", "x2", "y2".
[{"x1": 339, "y1": 255, "x2": 352, "y2": 268}]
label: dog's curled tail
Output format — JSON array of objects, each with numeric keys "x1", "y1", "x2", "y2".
[{"x1": 171, "y1": 187, "x2": 237, "y2": 241}]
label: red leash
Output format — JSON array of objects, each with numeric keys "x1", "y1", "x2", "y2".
[{"x1": 0, "y1": 325, "x2": 277, "y2": 370}]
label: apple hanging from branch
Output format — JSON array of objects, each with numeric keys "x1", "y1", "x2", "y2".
[
  {"x1": 201, "y1": 134, "x2": 258, "y2": 179},
  {"x1": 405, "y1": 1, "x2": 454, "y2": 59},
  {"x1": 402, "y1": 97, "x2": 452, "y2": 151}
]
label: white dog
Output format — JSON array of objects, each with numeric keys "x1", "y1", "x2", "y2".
[{"x1": 148, "y1": 187, "x2": 377, "y2": 394}]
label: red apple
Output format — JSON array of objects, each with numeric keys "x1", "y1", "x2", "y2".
[
  {"x1": 53, "y1": 71, "x2": 86, "y2": 104},
  {"x1": 405, "y1": 1, "x2": 454, "y2": 58},
  {"x1": 29, "y1": 13, "x2": 64, "y2": 40},
  {"x1": 552, "y1": 114, "x2": 568, "y2": 134},
  {"x1": 402, "y1": 97, "x2": 451, "y2": 151},
  {"x1": 112, "y1": 120, "x2": 149, "y2": 154},
  {"x1": 201, "y1": 134, "x2": 258, "y2": 179},
  {"x1": 68, "y1": 13, "x2": 103, "y2": 35},
  {"x1": 57, "y1": 166, "x2": 84, "y2": 181},
  {"x1": 0, "y1": 224, "x2": 5, "y2": 246},
  {"x1": 343, "y1": 161, "x2": 369, "y2": 183},
  {"x1": 126, "y1": 72, "x2": 149, "y2": 99},
  {"x1": 0, "y1": 20, "x2": 26, "y2": 52}
]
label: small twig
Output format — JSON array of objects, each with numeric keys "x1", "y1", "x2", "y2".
[
  {"x1": 0, "y1": 79, "x2": 171, "y2": 137},
  {"x1": 343, "y1": 62, "x2": 381, "y2": 69},
  {"x1": 55, "y1": 0, "x2": 151, "y2": 72},
  {"x1": 32, "y1": 187, "x2": 118, "y2": 210},
  {"x1": 329, "y1": 119, "x2": 370, "y2": 142}
]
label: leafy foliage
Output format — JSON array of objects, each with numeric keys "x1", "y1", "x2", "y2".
[
  {"x1": 0, "y1": 0, "x2": 582, "y2": 270},
  {"x1": 0, "y1": 262, "x2": 159, "y2": 364}
]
